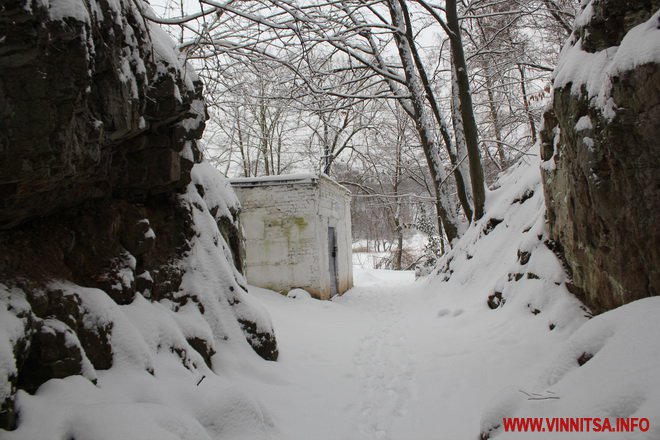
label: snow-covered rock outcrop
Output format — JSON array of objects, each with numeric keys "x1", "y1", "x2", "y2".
[
  {"x1": 540, "y1": 0, "x2": 660, "y2": 312},
  {"x1": 0, "y1": 0, "x2": 206, "y2": 228},
  {"x1": 0, "y1": 0, "x2": 278, "y2": 435}
]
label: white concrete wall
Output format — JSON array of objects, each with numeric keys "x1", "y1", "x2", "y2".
[{"x1": 232, "y1": 176, "x2": 352, "y2": 300}]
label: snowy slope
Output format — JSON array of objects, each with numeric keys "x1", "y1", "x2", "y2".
[
  {"x1": 482, "y1": 297, "x2": 660, "y2": 440},
  {"x1": 428, "y1": 155, "x2": 588, "y2": 334},
  {"x1": 427, "y1": 156, "x2": 660, "y2": 439}
]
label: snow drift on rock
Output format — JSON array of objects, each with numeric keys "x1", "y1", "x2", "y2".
[{"x1": 0, "y1": 162, "x2": 278, "y2": 439}]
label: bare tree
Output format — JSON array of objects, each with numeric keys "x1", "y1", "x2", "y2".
[
  {"x1": 338, "y1": 100, "x2": 436, "y2": 269},
  {"x1": 145, "y1": 0, "x2": 576, "y2": 241}
]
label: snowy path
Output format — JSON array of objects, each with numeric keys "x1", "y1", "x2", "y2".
[
  {"x1": 229, "y1": 267, "x2": 565, "y2": 440},
  {"x1": 350, "y1": 280, "x2": 416, "y2": 439}
]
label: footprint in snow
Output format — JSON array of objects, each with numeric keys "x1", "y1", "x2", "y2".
[{"x1": 437, "y1": 308, "x2": 464, "y2": 318}]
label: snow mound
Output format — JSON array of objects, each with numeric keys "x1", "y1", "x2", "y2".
[
  {"x1": 287, "y1": 289, "x2": 313, "y2": 300},
  {"x1": 482, "y1": 297, "x2": 660, "y2": 439},
  {"x1": 182, "y1": 162, "x2": 278, "y2": 353}
]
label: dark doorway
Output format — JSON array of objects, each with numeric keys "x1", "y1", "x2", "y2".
[{"x1": 327, "y1": 226, "x2": 338, "y2": 296}]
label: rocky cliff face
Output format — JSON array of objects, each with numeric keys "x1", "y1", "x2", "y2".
[
  {"x1": 0, "y1": 0, "x2": 277, "y2": 432},
  {"x1": 0, "y1": 0, "x2": 205, "y2": 227},
  {"x1": 540, "y1": 0, "x2": 660, "y2": 313}
]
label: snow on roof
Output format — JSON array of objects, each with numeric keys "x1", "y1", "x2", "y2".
[
  {"x1": 230, "y1": 173, "x2": 318, "y2": 187},
  {"x1": 230, "y1": 173, "x2": 351, "y2": 194}
]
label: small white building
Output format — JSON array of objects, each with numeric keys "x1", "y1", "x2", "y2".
[{"x1": 230, "y1": 174, "x2": 353, "y2": 300}]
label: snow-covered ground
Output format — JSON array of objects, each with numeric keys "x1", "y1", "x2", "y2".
[
  {"x1": 15, "y1": 260, "x2": 649, "y2": 440},
  {"x1": 218, "y1": 262, "x2": 659, "y2": 440},
  {"x1": 3, "y1": 158, "x2": 658, "y2": 439},
  {"x1": 220, "y1": 266, "x2": 565, "y2": 439},
  {"x1": 225, "y1": 156, "x2": 660, "y2": 440}
]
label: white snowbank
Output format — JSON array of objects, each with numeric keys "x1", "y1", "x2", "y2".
[
  {"x1": 10, "y1": 361, "x2": 273, "y2": 440},
  {"x1": 191, "y1": 161, "x2": 240, "y2": 223},
  {"x1": 483, "y1": 297, "x2": 660, "y2": 439},
  {"x1": 0, "y1": 286, "x2": 31, "y2": 404},
  {"x1": 459, "y1": 157, "x2": 660, "y2": 439},
  {"x1": 184, "y1": 162, "x2": 277, "y2": 340}
]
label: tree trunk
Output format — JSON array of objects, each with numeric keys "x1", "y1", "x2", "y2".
[
  {"x1": 395, "y1": 222, "x2": 403, "y2": 270},
  {"x1": 236, "y1": 114, "x2": 250, "y2": 177},
  {"x1": 517, "y1": 64, "x2": 537, "y2": 145},
  {"x1": 388, "y1": 0, "x2": 461, "y2": 244},
  {"x1": 394, "y1": 139, "x2": 403, "y2": 270},
  {"x1": 450, "y1": 62, "x2": 475, "y2": 205},
  {"x1": 259, "y1": 103, "x2": 270, "y2": 176},
  {"x1": 484, "y1": 70, "x2": 506, "y2": 168},
  {"x1": 446, "y1": 0, "x2": 487, "y2": 220},
  {"x1": 399, "y1": 0, "x2": 473, "y2": 221}
]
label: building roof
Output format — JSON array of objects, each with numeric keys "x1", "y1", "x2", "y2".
[
  {"x1": 229, "y1": 173, "x2": 318, "y2": 188},
  {"x1": 230, "y1": 173, "x2": 350, "y2": 194}
]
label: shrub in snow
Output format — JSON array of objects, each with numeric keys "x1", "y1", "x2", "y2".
[{"x1": 413, "y1": 205, "x2": 445, "y2": 277}]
